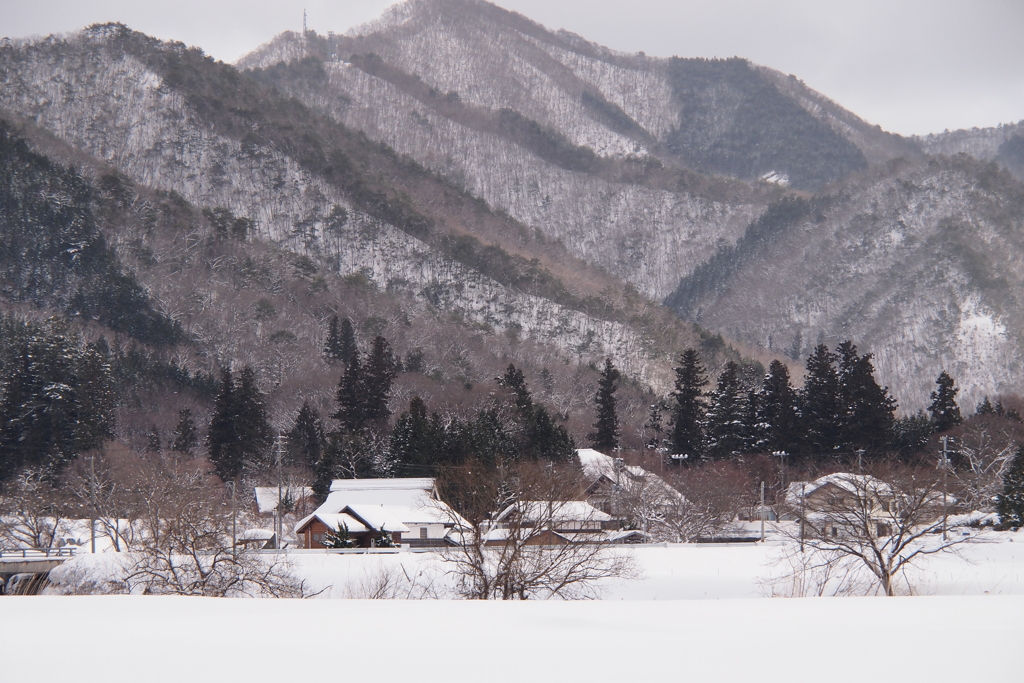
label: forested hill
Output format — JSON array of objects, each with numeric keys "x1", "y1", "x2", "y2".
[
  {"x1": 0, "y1": 22, "x2": 731, "y2": 391},
  {"x1": 236, "y1": 0, "x2": 923, "y2": 306},
  {"x1": 0, "y1": 23, "x2": 767, "y2": 464},
  {"x1": 667, "y1": 156, "x2": 1024, "y2": 410},
  {"x1": 0, "y1": 120, "x2": 178, "y2": 345},
  {"x1": 234, "y1": 0, "x2": 1024, "y2": 410}
]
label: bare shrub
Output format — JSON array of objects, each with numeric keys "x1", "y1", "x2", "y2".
[{"x1": 338, "y1": 560, "x2": 441, "y2": 599}]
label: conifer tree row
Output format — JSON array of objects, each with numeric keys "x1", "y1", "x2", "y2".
[
  {"x1": 663, "y1": 341, "x2": 901, "y2": 465},
  {"x1": 0, "y1": 316, "x2": 115, "y2": 481}
]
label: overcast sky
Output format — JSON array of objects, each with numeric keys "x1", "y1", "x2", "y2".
[{"x1": 3, "y1": 0, "x2": 1023, "y2": 136}]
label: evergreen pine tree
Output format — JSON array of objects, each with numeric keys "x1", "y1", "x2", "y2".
[
  {"x1": 453, "y1": 408, "x2": 517, "y2": 468},
  {"x1": 332, "y1": 350, "x2": 365, "y2": 433},
  {"x1": 836, "y1": 341, "x2": 897, "y2": 454},
  {"x1": 588, "y1": 358, "x2": 620, "y2": 452},
  {"x1": 644, "y1": 400, "x2": 668, "y2": 448},
  {"x1": 997, "y1": 445, "x2": 1024, "y2": 528},
  {"x1": 669, "y1": 349, "x2": 708, "y2": 462},
  {"x1": 390, "y1": 396, "x2": 447, "y2": 474},
  {"x1": 496, "y1": 364, "x2": 574, "y2": 461},
  {"x1": 322, "y1": 520, "x2": 354, "y2": 548},
  {"x1": 928, "y1": 371, "x2": 963, "y2": 433},
  {"x1": 0, "y1": 320, "x2": 115, "y2": 480},
  {"x1": 234, "y1": 366, "x2": 273, "y2": 470},
  {"x1": 704, "y1": 361, "x2": 748, "y2": 458},
  {"x1": 171, "y1": 408, "x2": 199, "y2": 455},
  {"x1": 892, "y1": 411, "x2": 933, "y2": 456},
  {"x1": 287, "y1": 400, "x2": 325, "y2": 470},
  {"x1": 339, "y1": 317, "x2": 357, "y2": 366},
  {"x1": 757, "y1": 360, "x2": 800, "y2": 455},
  {"x1": 498, "y1": 364, "x2": 533, "y2": 415},
  {"x1": 524, "y1": 404, "x2": 575, "y2": 462},
  {"x1": 207, "y1": 367, "x2": 242, "y2": 482},
  {"x1": 324, "y1": 314, "x2": 344, "y2": 361},
  {"x1": 743, "y1": 387, "x2": 761, "y2": 453},
  {"x1": 976, "y1": 397, "x2": 995, "y2": 416},
  {"x1": 800, "y1": 344, "x2": 842, "y2": 459},
  {"x1": 374, "y1": 525, "x2": 396, "y2": 548},
  {"x1": 312, "y1": 449, "x2": 336, "y2": 502},
  {"x1": 363, "y1": 336, "x2": 397, "y2": 424}
]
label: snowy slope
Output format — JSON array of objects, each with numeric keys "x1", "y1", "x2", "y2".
[
  {"x1": 670, "y1": 157, "x2": 1024, "y2": 409},
  {"x1": 266, "y1": 53, "x2": 760, "y2": 300},
  {"x1": 0, "y1": 30, "x2": 682, "y2": 389}
]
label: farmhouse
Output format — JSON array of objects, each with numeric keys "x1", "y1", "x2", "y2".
[
  {"x1": 484, "y1": 499, "x2": 641, "y2": 545},
  {"x1": 786, "y1": 473, "x2": 899, "y2": 538},
  {"x1": 294, "y1": 478, "x2": 469, "y2": 548},
  {"x1": 577, "y1": 448, "x2": 681, "y2": 516}
]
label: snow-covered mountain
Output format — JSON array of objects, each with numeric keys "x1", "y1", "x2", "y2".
[
  {"x1": 668, "y1": 156, "x2": 1024, "y2": 410},
  {"x1": 0, "y1": 22, "x2": 731, "y2": 400},
  {"x1": 4, "y1": 0, "x2": 1024, "y2": 416},
  {"x1": 229, "y1": 0, "x2": 1024, "y2": 409},
  {"x1": 236, "y1": 0, "x2": 921, "y2": 300}
]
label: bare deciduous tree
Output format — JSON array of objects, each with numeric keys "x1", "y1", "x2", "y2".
[
  {"x1": 948, "y1": 419, "x2": 1022, "y2": 513},
  {"x1": 0, "y1": 469, "x2": 72, "y2": 549},
  {"x1": 775, "y1": 464, "x2": 977, "y2": 597},
  {"x1": 113, "y1": 452, "x2": 308, "y2": 597},
  {"x1": 436, "y1": 461, "x2": 638, "y2": 600},
  {"x1": 613, "y1": 461, "x2": 747, "y2": 542}
]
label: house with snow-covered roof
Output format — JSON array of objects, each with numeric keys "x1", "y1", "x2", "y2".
[
  {"x1": 294, "y1": 478, "x2": 470, "y2": 548},
  {"x1": 785, "y1": 473, "x2": 901, "y2": 538},
  {"x1": 577, "y1": 448, "x2": 683, "y2": 519},
  {"x1": 485, "y1": 499, "x2": 641, "y2": 545}
]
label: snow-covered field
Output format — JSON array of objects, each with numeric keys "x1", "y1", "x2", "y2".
[
  {"x1": 261, "y1": 532, "x2": 1024, "y2": 600},
  {"x1": 4, "y1": 594, "x2": 1021, "y2": 682},
  {"x1": 6, "y1": 536, "x2": 1023, "y2": 682}
]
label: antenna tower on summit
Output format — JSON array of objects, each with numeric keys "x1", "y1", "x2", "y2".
[{"x1": 303, "y1": 9, "x2": 308, "y2": 35}]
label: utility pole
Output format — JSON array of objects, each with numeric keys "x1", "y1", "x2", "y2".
[
  {"x1": 89, "y1": 455, "x2": 97, "y2": 554},
  {"x1": 939, "y1": 436, "x2": 951, "y2": 541},
  {"x1": 799, "y1": 482, "x2": 806, "y2": 553},
  {"x1": 231, "y1": 477, "x2": 238, "y2": 561},
  {"x1": 275, "y1": 434, "x2": 287, "y2": 549},
  {"x1": 760, "y1": 480, "x2": 766, "y2": 542}
]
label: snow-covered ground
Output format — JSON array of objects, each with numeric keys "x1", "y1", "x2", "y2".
[
  {"x1": 44, "y1": 529, "x2": 1024, "y2": 599},
  {"x1": 4, "y1": 593, "x2": 1021, "y2": 682},
  {"x1": 7, "y1": 534, "x2": 1022, "y2": 681}
]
